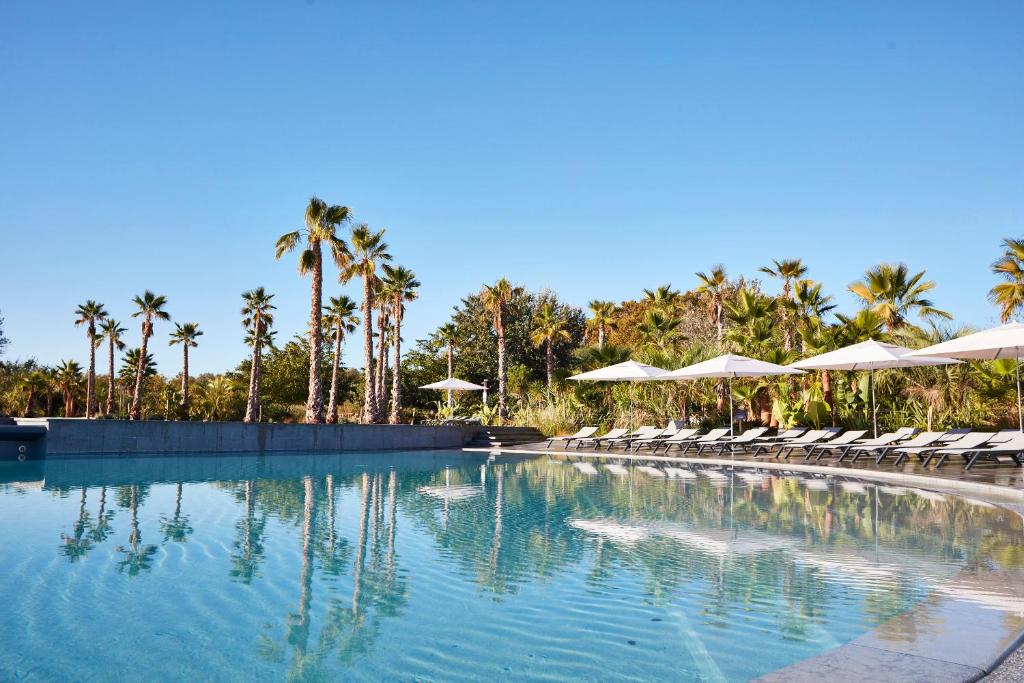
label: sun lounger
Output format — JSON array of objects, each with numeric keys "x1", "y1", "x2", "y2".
[
  {"x1": 928, "y1": 432, "x2": 1024, "y2": 469},
  {"x1": 573, "y1": 428, "x2": 628, "y2": 450},
  {"x1": 603, "y1": 426, "x2": 661, "y2": 450},
  {"x1": 782, "y1": 430, "x2": 867, "y2": 460},
  {"x1": 633, "y1": 428, "x2": 698, "y2": 452},
  {"x1": 847, "y1": 431, "x2": 943, "y2": 464},
  {"x1": 545, "y1": 426, "x2": 598, "y2": 449},
  {"x1": 674, "y1": 428, "x2": 731, "y2": 455},
  {"x1": 653, "y1": 429, "x2": 705, "y2": 453},
  {"x1": 893, "y1": 431, "x2": 994, "y2": 467},
  {"x1": 621, "y1": 425, "x2": 679, "y2": 451},
  {"x1": 818, "y1": 427, "x2": 918, "y2": 462},
  {"x1": 750, "y1": 429, "x2": 836, "y2": 457},
  {"x1": 700, "y1": 427, "x2": 769, "y2": 455},
  {"x1": 746, "y1": 427, "x2": 807, "y2": 447}
]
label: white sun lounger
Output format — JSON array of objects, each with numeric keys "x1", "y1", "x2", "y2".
[{"x1": 545, "y1": 426, "x2": 598, "y2": 449}]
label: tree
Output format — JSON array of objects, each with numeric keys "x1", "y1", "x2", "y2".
[
  {"x1": 275, "y1": 196, "x2": 352, "y2": 423},
  {"x1": 73, "y1": 300, "x2": 108, "y2": 418},
  {"x1": 480, "y1": 278, "x2": 525, "y2": 422},
  {"x1": 530, "y1": 302, "x2": 571, "y2": 391},
  {"x1": 55, "y1": 360, "x2": 83, "y2": 416},
  {"x1": 694, "y1": 266, "x2": 729, "y2": 341},
  {"x1": 437, "y1": 323, "x2": 459, "y2": 406},
  {"x1": 129, "y1": 291, "x2": 170, "y2": 420},
  {"x1": 587, "y1": 300, "x2": 617, "y2": 348},
  {"x1": 20, "y1": 371, "x2": 47, "y2": 417},
  {"x1": 119, "y1": 348, "x2": 157, "y2": 414},
  {"x1": 0, "y1": 309, "x2": 8, "y2": 357},
  {"x1": 641, "y1": 284, "x2": 680, "y2": 311},
  {"x1": 989, "y1": 238, "x2": 1024, "y2": 323},
  {"x1": 848, "y1": 263, "x2": 951, "y2": 331},
  {"x1": 241, "y1": 288, "x2": 276, "y2": 423},
  {"x1": 339, "y1": 224, "x2": 391, "y2": 423},
  {"x1": 323, "y1": 294, "x2": 358, "y2": 424},
  {"x1": 637, "y1": 310, "x2": 683, "y2": 351},
  {"x1": 168, "y1": 322, "x2": 203, "y2": 417},
  {"x1": 382, "y1": 265, "x2": 420, "y2": 423},
  {"x1": 98, "y1": 319, "x2": 127, "y2": 416},
  {"x1": 758, "y1": 259, "x2": 807, "y2": 350}
]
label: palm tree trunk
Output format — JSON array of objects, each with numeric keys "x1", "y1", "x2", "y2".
[
  {"x1": 23, "y1": 390, "x2": 33, "y2": 418},
  {"x1": 497, "y1": 311, "x2": 508, "y2": 422},
  {"x1": 105, "y1": 337, "x2": 115, "y2": 417},
  {"x1": 446, "y1": 344, "x2": 454, "y2": 406},
  {"x1": 129, "y1": 319, "x2": 149, "y2": 420},
  {"x1": 781, "y1": 280, "x2": 793, "y2": 351},
  {"x1": 598, "y1": 325, "x2": 605, "y2": 348},
  {"x1": 545, "y1": 339, "x2": 554, "y2": 391},
  {"x1": 821, "y1": 369, "x2": 834, "y2": 426},
  {"x1": 326, "y1": 325, "x2": 342, "y2": 424},
  {"x1": 390, "y1": 303, "x2": 402, "y2": 424},
  {"x1": 244, "y1": 322, "x2": 261, "y2": 423},
  {"x1": 376, "y1": 309, "x2": 388, "y2": 418},
  {"x1": 361, "y1": 279, "x2": 377, "y2": 423},
  {"x1": 715, "y1": 301, "x2": 724, "y2": 341},
  {"x1": 86, "y1": 326, "x2": 97, "y2": 419},
  {"x1": 306, "y1": 245, "x2": 324, "y2": 424},
  {"x1": 180, "y1": 346, "x2": 190, "y2": 417}
]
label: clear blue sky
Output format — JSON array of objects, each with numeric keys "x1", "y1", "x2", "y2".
[{"x1": 2, "y1": 1, "x2": 1021, "y2": 374}]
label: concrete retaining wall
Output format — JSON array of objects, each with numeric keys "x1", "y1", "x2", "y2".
[{"x1": 15, "y1": 419, "x2": 475, "y2": 457}]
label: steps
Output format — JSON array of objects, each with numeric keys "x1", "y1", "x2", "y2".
[{"x1": 466, "y1": 426, "x2": 545, "y2": 448}]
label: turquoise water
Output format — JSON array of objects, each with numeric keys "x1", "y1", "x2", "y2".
[{"x1": 1, "y1": 452, "x2": 1022, "y2": 681}]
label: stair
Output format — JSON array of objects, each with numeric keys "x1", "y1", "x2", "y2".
[{"x1": 466, "y1": 426, "x2": 546, "y2": 449}]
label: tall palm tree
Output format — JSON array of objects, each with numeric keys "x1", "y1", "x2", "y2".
[
  {"x1": 848, "y1": 263, "x2": 951, "y2": 331},
  {"x1": 758, "y1": 259, "x2": 807, "y2": 350},
  {"x1": 98, "y1": 319, "x2": 127, "y2": 417},
  {"x1": 168, "y1": 322, "x2": 203, "y2": 417},
  {"x1": 20, "y1": 371, "x2": 47, "y2": 417},
  {"x1": 382, "y1": 265, "x2": 420, "y2": 424},
  {"x1": 323, "y1": 294, "x2": 359, "y2": 424},
  {"x1": 586, "y1": 300, "x2": 617, "y2": 347},
  {"x1": 129, "y1": 291, "x2": 169, "y2": 420},
  {"x1": 374, "y1": 280, "x2": 391, "y2": 412},
  {"x1": 241, "y1": 288, "x2": 276, "y2": 423},
  {"x1": 73, "y1": 300, "x2": 108, "y2": 418},
  {"x1": 55, "y1": 360, "x2": 83, "y2": 416},
  {"x1": 275, "y1": 196, "x2": 352, "y2": 424},
  {"x1": 989, "y1": 237, "x2": 1024, "y2": 323},
  {"x1": 480, "y1": 278, "x2": 524, "y2": 422},
  {"x1": 340, "y1": 225, "x2": 391, "y2": 423},
  {"x1": 694, "y1": 265, "x2": 729, "y2": 341},
  {"x1": 641, "y1": 284, "x2": 680, "y2": 310},
  {"x1": 437, "y1": 323, "x2": 459, "y2": 406},
  {"x1": 530, "y1": 302, "x2": 570, "y2": 391}
]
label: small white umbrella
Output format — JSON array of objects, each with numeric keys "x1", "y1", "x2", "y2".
[
  {"x1": 791, "y1": 340, "x2": 960, "y2": 437},
  {"x1": 663, "y1": 354, "x2": 804, "y2": 435},
  {"x1": 569, "y1": 360, "x2": 668, "y2": 431},
  {"x1": 420, "y1": 378, "x2": 486, "y2": 409},
  {"x1": 907, "y1": 323, "x2": 1024, "y2": 431}
]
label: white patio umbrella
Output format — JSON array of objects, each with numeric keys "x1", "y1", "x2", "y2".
[
  {"x1": 662, "y1": 354, "x2": 804, "y2": 435},
  {"x1": 790, "y1": 340, "x2": 960, "y2": 437},
  {"x1": 907, "y1": 323, "x2": 1024, "y2": 431},
  {"x1": 420, "y1": 377, "x2": 486, "y2": 409},
  {"x1": 568, "y1": 360, "x2": 668, "y2": 431}
]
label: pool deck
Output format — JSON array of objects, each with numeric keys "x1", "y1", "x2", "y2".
[{"x1": 471, "y1": 441, "x2": 1024, "y2": 682}]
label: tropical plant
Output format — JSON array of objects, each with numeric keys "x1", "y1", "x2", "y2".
[
  {"x1": 989, "y1": 237, "x2": 1024, "y2": 323},
  {"x1": 20, "y1": 371, "x2": 47, "y2": 417},
  {"x1": 97, "y1": 319, "x2": 127, "y2": 416},
  {"x1": 637, "y1": 310, "x2": 683, "y2": 350},
  {"x1": 641, "y1": 284, "x2": 680, "y2": 311},
  {"x1": 323, "y1": 294, "x2": 358, "y2": 424},
  {"x1": 848, "y1": 263, "x2": 951, "y2": 331},
  {"x1": 73, "y1": 300, "x2": 107, "y2": 418},
  {"x1": 339, "y1": 224, "x2": 391, "y2": 423},
  {"x1": 128, "y1": 291, "x2": 169, "y2": 420},
  {"x1": 382, "y1": 265, "x2": 420, "y2": 423},
  {"x1": 694, "y1": 266, "x2": 729, "y2": 341},
  {"x1": 55, "y1": 359, "x2": 83, "y2": 416},
  {"x1": 758, "y1": 259, "x2": 807, "y2": 350},
  {"x1": 586, "y1": 300, "x2": 617, "y2": 347},
  {"x1": 201, "y1": 375, "x2": 236, "y2": 421},
  {"x1": 168, "y1": 322, "x2": 203, "y2": 417},
  {"x1": 530, "y1": 302, "x2": 571, "y2": 391},
  {"x1": 119, "y1": 348, "x2": 157, "y2": 411},
  {"x1": 275, "y1": 196, "x2": 352, "y2": 423},
  {"x1": 241, "y1": 287, "x2": 276, "y2": 423},
  {"x1": 481, "y1": 278, "x2": 525, "y2": 422}
]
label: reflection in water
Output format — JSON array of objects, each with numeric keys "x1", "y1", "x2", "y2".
[{"x1": 2, "y1": 454, "x2": 1024, "y2": 681}]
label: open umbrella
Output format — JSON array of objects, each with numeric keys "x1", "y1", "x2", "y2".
[
  {"x1": 790, "y1": 340, "x2": 960, "y2": 437},
  {"x1": 568, "y1": 360, "x2": 668, "y2": 431},
  {"x1": 663, "y1": 354, "x2": 804, "y2": 435},
  {"x1": 420, "y1": 378, "x2": 486, "y2": 410},
  {"x1": 907, "y1": 323, "x2": 1024, "y2": 431}
]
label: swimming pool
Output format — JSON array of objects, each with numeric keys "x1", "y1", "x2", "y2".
[{"x1": 1, "y1": 452, "x2": 1022, "y2": 681}]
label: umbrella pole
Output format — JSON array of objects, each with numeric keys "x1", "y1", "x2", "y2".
[
  {"x1": 1017, "y1": 353, "x2": 1022, "y2": 432},
  {"x1": 870, "y1": 368, "x2": 877, "y2": 439},
  {"x1": 728, "y1": 377, "x2": 734, "y2": 436},
  {"x1": 629, "y1": 382, "x2": 634, "y2": 433}
]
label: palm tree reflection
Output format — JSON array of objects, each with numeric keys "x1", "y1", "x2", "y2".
[
  {"x1": 160, "y1": 482, "x2": 193, "y2": 543},
  {"x1": 60, "y1": 487, "x2": 94, "y2": 560},
  {"x1": 116, "y1": 484, "x2": 157, "y2": 575}
]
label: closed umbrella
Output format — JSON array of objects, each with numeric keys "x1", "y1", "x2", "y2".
[
  {"x1": 569, "y1": 360, "x2": 668, "y2": 431},
  {"x1": 907, "y1": 323, "x2": 1024, "y2": 431},
  {"x1": 420, "y1": 378, "x2": 486, "y2": 410},
  {"x1": 791, "y1": 340, "x2": 960, "y2": 437},
  {"x1": 663, "y1": 354, "x2": 804, "y2": 435}
]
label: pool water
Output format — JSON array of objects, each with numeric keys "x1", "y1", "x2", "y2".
[{"x1": 1, "y1": 452, "x2": 1022, "y2": 681}]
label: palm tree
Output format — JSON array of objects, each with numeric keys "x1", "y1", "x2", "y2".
[
  {"x1": 480, "y1": 278, "x2": 524, "y2": 422},
  {"x1": 73, "y1": 300, "x2": 108, "y2": 418},
  {"x1": 168, "y1": 322, "x2": 203, "y2": 417},
  {"x1": 586, "y1": 300, "x2": 617, "y2": 347},
  {"x1": 694, "y1": 265, "x2": 729, "y2": 341},
  {"x1": 20, "y1": 371, "x2": 47, "y2": 417},
  {"x1": 55, "y1": 360, "x2": 83, "y2": 416},
  {"x1": 848, "y1": 263, "x2": 951, "y2": 331},
  {"x1": 202, "y1": 375, "x2": 235, "y2": 421},
  {"x1": 792, "y1": 279, "x2": 836, "y2": 324},
  {"x1": 758, "y1": 259, "x2": 806, "y2": 350},
  {"x1": 382, "y1": 265, "x2": 420, "y2": 424},
  {"x1": 437, "y1": 323, "x2": 459, "y2": 406},
  {"x1": 339, "y1": 225, "x2": 391, "y2": 423},
  {"x1": 241, "y1": 288, "x2": 276, "y2": 423},
  {"x1": 989, "y1": 238, "x2": 1024, "y2": 323},
  {"x1": 637, "y1": 310, "x2": 683, "y2": 350},
  {"x1": 641, "y1": 284, "x2": 680, "y2": 310},
  {"x1": 98, "y1": 319, "x2": 127, "y2": 417},
  {"x1": 323, "y1": 294, "x2": 359, "y2": 424},
  {"x1": 530, "y1": 302, "x2": 570, "y2": 392},
  {"x1": 275, "y1": 196, "x2": 352, "y2": 423},
  {"x1": 374, "y1": 280, "x2": 391, "y2": 411},
  {"x1": 128, "y1": 291, "x2": 169, "y2": 420}
]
